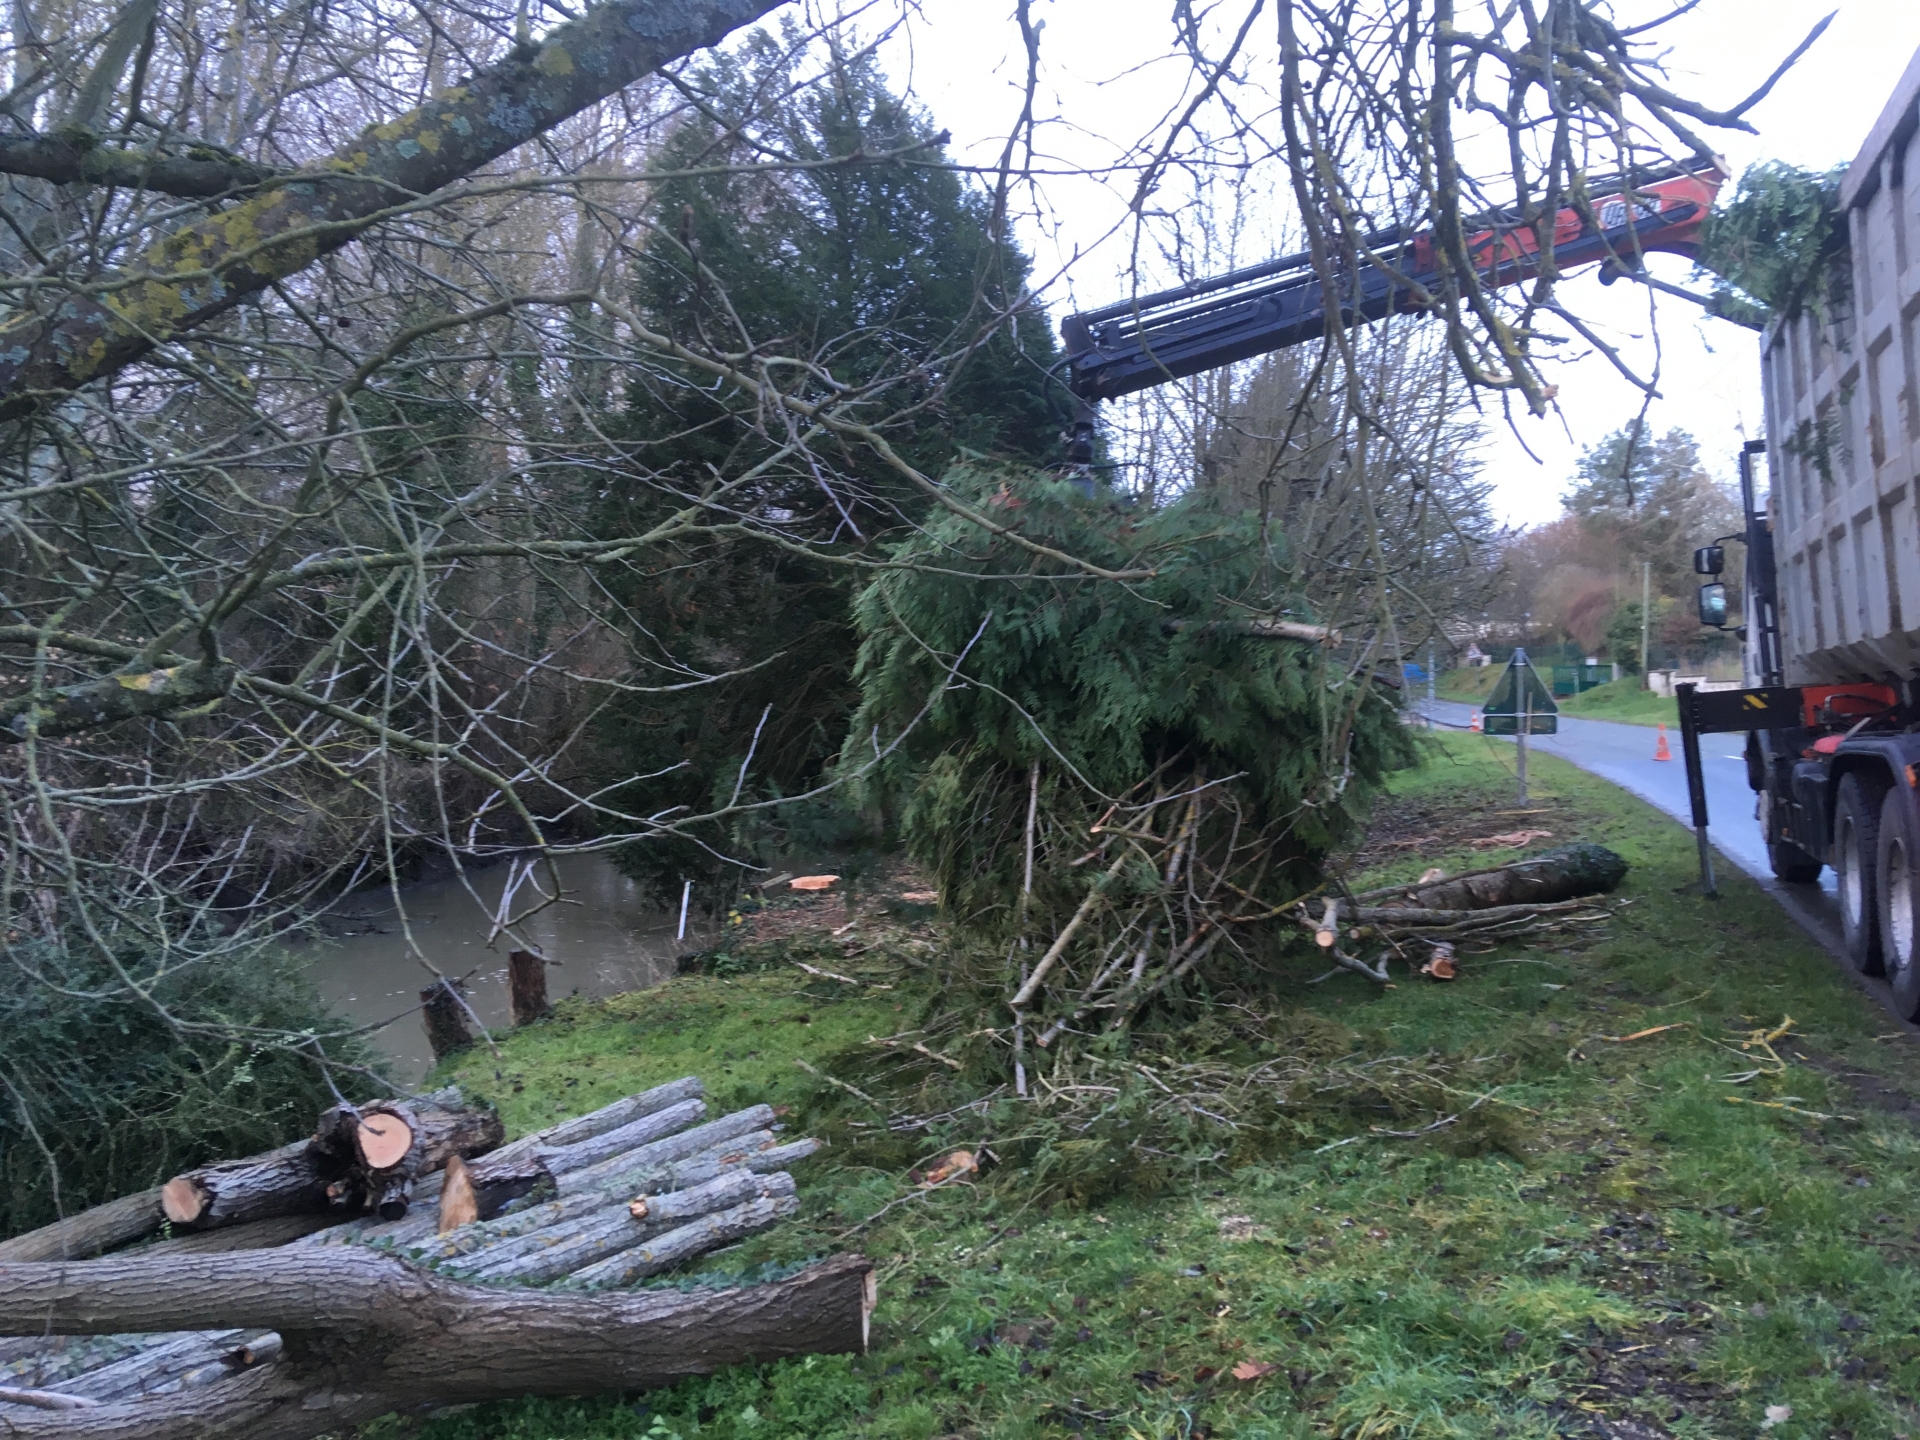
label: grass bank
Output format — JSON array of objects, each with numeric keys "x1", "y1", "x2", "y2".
[
  {"x1": 1437, "y1": 670, "x2": 1681, "y2": 728},
  {"x1": 384, "y1": 737, "x2": 1920, "y2": 1440},
  {"x1": 1434, "y1": 666, "x2": 1500, "y2": 704},
  {"x1": 1558, "y1": 678, "x2": 1681, "y2": 728}
]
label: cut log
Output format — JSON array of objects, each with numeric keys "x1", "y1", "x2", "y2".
[
  {"x1": 160, "y1": 1094, "x2": 501, "y2": 1231},
  {"x1": 307, "y1": 1096, "x2": 505, "y2": 1221},
  {"x1": 438, "y1": 1156, "x2": 479, "y2": 1234},
  {"x1": 499, "y1": 1075, "x2": 704, "y2": 1156},
  {"x1": 421, "y1": 977, "x2": 475, "y2": 1060},
  {"x1": 356, "y1": 1112, "x2": 413, "y2": 1171},
  {"x1": 533, "y1": 1096, "x2": 707, "y2": 1175},
  {"x1": 353, "y1": 1099, "x2": 504, "y2": 1222},
  {"x1": 0, "y1": 1188, "x2": 163, "y2": 1262},
  {"x1": 1370, "y1": 844, "x2": 1628, "y2": 912},
  {"x1": 157, "y1": 1141, "x2": 328, "y2": 1230},
  {"x1": 508, "y1": 949, "x2": 550, "y2": 1026},
  {"x1": 564, "y1": 1190, "x2": 802, "y2": 1289},
  {"x1": 137, "y1": 1214, "x2": 348, "y2": 1257},
  {"x1": 0, "y1": 1248, "x2": 875, "y2": 1440},
  {"x1": 456, "y1": 1171, "x2": 794, "y2": 1285},
  {"x1": 556, "y1": 1105, "x2": 776, "y2": 1193}
]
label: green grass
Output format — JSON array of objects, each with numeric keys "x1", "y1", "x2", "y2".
[
  {"x1": 1433, "y1": 666, "x2": 1500, "y2": 704},
  {"x1": 385, "y1": 738, "x2": 1920, "y2": 1440},
  {"x1": 1557, "y1": 677, "x2": 1681, "y2": 728},
  {"x1": 1439, "y1": 669, "x2": 1679, "y2": 729}
]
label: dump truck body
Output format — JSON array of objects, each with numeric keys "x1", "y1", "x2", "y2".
[{"x1": 1762, "y1": 48, "x2": 1920, "y2": 685}]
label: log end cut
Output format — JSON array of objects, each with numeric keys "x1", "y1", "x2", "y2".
[
  {"x1": 159, "y1": 1176, "x2": 209, "y2": 1227},
  {"x1": 357, "y1": 1112, "x2": 415, "y2": 1171}
]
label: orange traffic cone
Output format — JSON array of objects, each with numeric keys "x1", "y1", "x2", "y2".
[
  {"x1": 1470, "y1": 711, "x2": 1483, "y2": 733},
  {"x1": 1653, "y1": 724, "x2": 1672, "y2": 761}
]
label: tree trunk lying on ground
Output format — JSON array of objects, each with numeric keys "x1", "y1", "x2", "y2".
[
  {"x1": 1298, "y1": 844, "x2": 1629, "y2": 981},
  {"x1": 0, "y1": 1189, "x2": 168, "y2": 1264},
  {"x1": 0, "y1": 1249, "x2": 874, "y2": 1440},
  {"x1": 0, "y1": 1077, "x2": 850, "y2": 1438},
  {"x1": 1364, "y1": 843, "x2": 1628, "y2": 912}
]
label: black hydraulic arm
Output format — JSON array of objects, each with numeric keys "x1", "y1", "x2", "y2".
[{"x1": 1060, "y1": 168, "x2": 1718, "y2": 406}]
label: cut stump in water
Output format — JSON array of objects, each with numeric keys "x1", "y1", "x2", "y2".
[
  {"x1": 421, "y1": 976, "x2": 475, "y2": 1060},
  {"x1": 507, "y1": 948, "x2": 550, "y2": 1025}
]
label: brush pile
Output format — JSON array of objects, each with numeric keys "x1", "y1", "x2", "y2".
[
  {"x1": 0, "y1": 1077, "x2": 869, "y2": 1440},
  {"x1": 843, "y1": 465, "x2": 1416, "y2": 1077}
]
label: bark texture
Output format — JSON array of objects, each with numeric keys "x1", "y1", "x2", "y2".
[
  {"x1": 0, "y1": 1249, "x2": 874, "y2": 1440},
  {"x1": 1373, "y1": 844, "x2": 1628, "y2": 911},
  {"x1": 0, "y1": 1189, "x2": 162, "y2": 1263},
  {"x1": 159, "y1": 1142, "x2": 327, "y2": 1230},
  {"x1": 0, "y1": 0, "x2": 785, "y2": 421},
  {"x1": 0, "y1": 132, "x2": 278, "y2": 196}
]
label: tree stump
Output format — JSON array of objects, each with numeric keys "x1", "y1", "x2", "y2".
[
  {"x1": 421, "y1": 977, "x2": 475, "y2": 1060},
  {"x1": 507, "y1": 949, "x2": 549, "y2": 1026}
]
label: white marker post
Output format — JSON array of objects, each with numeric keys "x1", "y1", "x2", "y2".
[{"x1": 676, "y1": 879, "x2": 692, "y2": 941}]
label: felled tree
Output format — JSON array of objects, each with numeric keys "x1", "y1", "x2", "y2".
[{"x1": 842, "y1": 465, "x2": 1414, "y2": 1075}]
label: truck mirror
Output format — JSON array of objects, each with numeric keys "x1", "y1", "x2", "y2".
[
  {"x1": 1693, "y1": 544, "x2": 1725, "y2": 576},
  {"x1": 1697, "y1": 582, "x2": 1729, "y2": 628}
]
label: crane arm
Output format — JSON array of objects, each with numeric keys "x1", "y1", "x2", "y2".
[{"x1": 1061, "y1": 167, "x2": 1723, "y2": 408}]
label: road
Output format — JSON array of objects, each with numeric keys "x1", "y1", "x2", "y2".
[{"x1": 1410, "y1": 697, "x2": 1920, "y2": 1031}]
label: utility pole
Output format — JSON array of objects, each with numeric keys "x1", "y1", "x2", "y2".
[
  {"x1": 1427, "y1": 642, "x2": 1437, "y2": 727},
  {"x1": 1640, "y1": 560, "x2": 1652, "y2": 686}
]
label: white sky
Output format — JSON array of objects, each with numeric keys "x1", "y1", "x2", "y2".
[{"x1": 869, "y1": 0, "x2": 1920, "y2": 527}]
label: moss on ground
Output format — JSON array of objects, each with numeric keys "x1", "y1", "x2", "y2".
[{"x1": 379, "y1": 737, "x2": 1920, "y2": 1440}]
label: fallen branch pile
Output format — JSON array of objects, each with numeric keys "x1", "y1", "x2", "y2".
[
  {"x1": 980, "y1": 758, "x2": 1366, "y2": 1081},
  {"x1": 0, "y1": 1078, "x2": 866, "y2": 1440},
  {"x1": 1297, "y1": 844, "x2": 1629, "y2": 982}
]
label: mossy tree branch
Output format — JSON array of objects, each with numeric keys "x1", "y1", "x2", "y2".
[{"x1": 0, "y1": 0, "x2": 784, "y2": 420}]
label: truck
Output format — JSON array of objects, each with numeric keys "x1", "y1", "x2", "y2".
[{"x1": 1683, "y1": 45, "x2": 1920, "y2": 1018}]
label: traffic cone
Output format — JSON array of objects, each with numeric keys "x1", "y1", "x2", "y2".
[
  {"x1": 1470, "y1": 711, "x2": 1483, "y2": 733},
  {"x1": 1653, "y1": 724, "x2": 1672, "y2": 761}
]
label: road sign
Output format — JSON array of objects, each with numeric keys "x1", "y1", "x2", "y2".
[{"x1": 1481, "y1": 647, "x2": 1559, "y2": 735}]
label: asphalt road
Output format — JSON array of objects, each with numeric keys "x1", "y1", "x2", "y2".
[{"x1": 1409, "y1": 696, "x2": 1920, "y2": 1031}]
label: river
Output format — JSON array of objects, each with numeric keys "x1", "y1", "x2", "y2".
[{"x1": 303, "y1": 852, "x2": 693, "y2": 1083}]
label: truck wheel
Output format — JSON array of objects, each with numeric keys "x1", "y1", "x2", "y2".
[
  {"x1": 1877, "y1": 789, "x2": 1920, "y2": 1019},
  {"x1": 1768, "y1": 839, "x2": 1823, "y2": 883},
  {"x1": 1835, "y1": 771, "x2": 1888, "y2": 975}
]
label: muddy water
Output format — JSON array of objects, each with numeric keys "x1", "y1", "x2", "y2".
[{"x1": 304, "y1": 853, "x2": 697, "y2": 1084}]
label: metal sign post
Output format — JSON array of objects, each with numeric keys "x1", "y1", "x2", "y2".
[
  {"x1": 1481, "y1": 650, "x2": 1558, "y2": 807},
  {"x1": 1517, "y1": 672, "x2": 1530, "y2": 804},
  {"x1": 1674, "y1": 682, "x2": 1717, "y2": 898}
]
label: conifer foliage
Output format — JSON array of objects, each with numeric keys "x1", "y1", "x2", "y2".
[
  {"x1": 845, "y1": 466, "x2": 1414, "y2": 1071},
  {"x1": 591, "y1": 33, "x2": 1063, "y2": 898}
]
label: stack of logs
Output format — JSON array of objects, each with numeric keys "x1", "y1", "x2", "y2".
[{"x1": 0, "y1": 1077, "x2": 873, "y2": 1440}]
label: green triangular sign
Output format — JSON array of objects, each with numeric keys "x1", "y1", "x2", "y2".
[{"x1": 1481, "y1": 648, "x2": 1558, "y2": 735}]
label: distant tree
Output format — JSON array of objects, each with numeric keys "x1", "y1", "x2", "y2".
[{"x1": 1565, "y1": 423, "x2": 1744, "y2": 606}]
